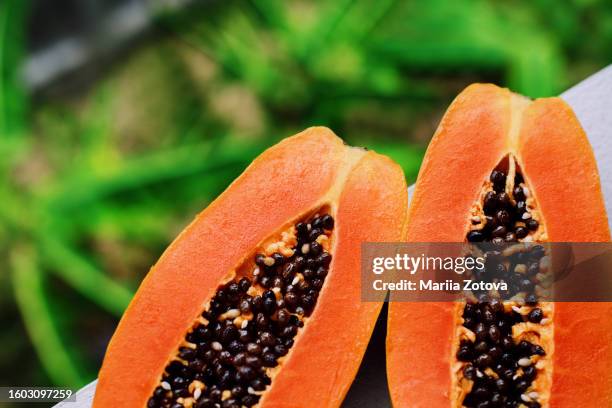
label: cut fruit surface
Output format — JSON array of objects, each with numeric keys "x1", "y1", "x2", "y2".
[
  {"x1": 387, "y1": 84, "x2": 611, "y2": 408},
  {"x1": 94, "y1": 127, "x2": 408, "y2": 408}
]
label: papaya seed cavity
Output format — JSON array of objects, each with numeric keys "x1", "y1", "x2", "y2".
[{"x1": 148, "y1": 213, "x2": 334, "y2": 408}]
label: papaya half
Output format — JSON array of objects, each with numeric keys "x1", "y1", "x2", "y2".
[
  {"x1": 387, "y1": 84, "x2": 611, "y2": 407},
  {"x1": 94, "y1": 127, "x2": 408, "y2": 408}
]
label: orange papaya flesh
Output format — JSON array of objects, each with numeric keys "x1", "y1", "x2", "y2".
[
  {"x1": 94, "y1": 127, "x2": 408, "y2": 408},
  {"x1": 387, "y1": 84, "x2": 611, "y2": 408}
]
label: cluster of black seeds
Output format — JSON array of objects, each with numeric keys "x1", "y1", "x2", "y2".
[
  {"x1": 466, "y1": 170, "x2": 538, "y2": 244},
  {"x1": 458, "y1": 300, "x2": 545, "y2": 408},
  {"x1": 468, "y1": 244, "x2": 547, "y2": 301},
  {"x1": 459, "y1": 168, "x2": 547, "y2": 408},
  {"x1": 147, "y1": 214, "x2": 334, "y2": 408}
]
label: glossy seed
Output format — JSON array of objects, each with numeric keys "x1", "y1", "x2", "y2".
[
  {"x1": 483, "y1": 191, "x2": 498, "y2": 214},
  {"x1": 513, "y1": 185, "x2": 525, "y2": 201},
  {"x1": 497, "y1": 192, "x2": 510, "y2": 208},
  {"x1": 528, "y1": 308, "x2": 544, "y2": 323},
  {"x1": 474, "y1": 341, "x2": 488, "y2": 353},
  {"x1": 463, "y1": 364, "x2": 477, "y2": 380},
  {"x1": 515, "y1": 226, "x2": 528, "y2": 238},
  {"x1": 525, "y1": 293, "x2": 538, "y2": 305},
  {"x1": 321, "y1": 214, "x2": 334, "y2": 229},
  {"x1": 457, "y1": 346, "x2": 473, "y2": 361},
  {"x1": 492, "y1": 237, "x2": 504, "y2": 246},
  {"x1": 523, "y1": 365, "x2": 536, "y2": 380},
  {"x1": 475, "y1": 353, "x2": 493, "y2": 368},
  {"x1": 467, "y1": 230, "x2": 485, "y2": 242},
  {"x1": 488, "y1": 325, "x2": 501, "y2": 343},
  {"x1": 527, "y1": 219, "x2": 539, "y2": 231},
  {"x1": 505, "y1": 232, "x2": 516, "y2": 242},
  {"x1": 490, "y1": 170, "x2": 506, "y2": 192},
  {"x1": 491, "y1": 226, "x2": 507, "y2": 238},
  {"x1": 496, "y1": 209, "x2": 510, "y2": 226}
]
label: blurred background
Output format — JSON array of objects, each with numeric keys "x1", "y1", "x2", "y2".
[{"x1": 1, "y1": 0, "x2": 611, "y2": 401}]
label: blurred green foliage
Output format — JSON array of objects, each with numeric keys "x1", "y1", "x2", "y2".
[{"x1": 1, "y1": 0, "x2": 611, "y2": 393}]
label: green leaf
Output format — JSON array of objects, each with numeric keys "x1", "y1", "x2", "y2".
[
  {"x1": 11, "y1": 247, "x2": 84, "y2": 386},
  {"x1": 42, "y1": 138, "x2": 262, "y2": 212},
  {"x1": 507, "y1": 41, "x2": 565, "y2": 97},
  {"x1": 39, "y1": 239, "x2": 134, "y2": 317}
]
